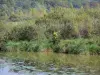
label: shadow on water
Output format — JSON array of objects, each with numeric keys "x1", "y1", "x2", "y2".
[{"x1": 0, "y1": 52, "x2": 100, "y2": 75}]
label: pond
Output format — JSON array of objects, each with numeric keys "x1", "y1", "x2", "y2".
[{"x1": 0, "y1": 52, "x2": 100, "y2": 75}]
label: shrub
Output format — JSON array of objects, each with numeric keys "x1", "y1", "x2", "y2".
[
  {"x1": 7, "y1": 25, "x2": 37, "y2": 41},
  {"x1": 44, "y1": 26, "x2": 58, "y2": 39},
  {"x1": 62, "y1": 40, "x2": 85, "y2": 54},
  {"x1": 28, "y1": 42, "x2": 40, "y2": 52},
  {"x1": 86, "y1": 9, "x2": 100, "y2": 19},
  {"x1": 92, "y1": 20, "x2": 100, "y2": 36},
  {"x1": 79, "y1": 28, "x2": 89, "y2": 38},
  {"x1": 0, "y1": 41, "x2": 7, "y2": 51},
  {"x1": 9, "y1": 14, "x2": 20, "y2": 22},
  {"x1": 60, "y1": 39, "x2": 92, "y2": 54},
  {"x1": 51, "y1": 44, "x2": 61, "y2": 53},
  {"x1": 32, "y1": 45, "x2": 39, "y2": 52},
  {"x1": 0, "y1": 21, "x2": 5, "y2": 32},
  {"x1": 19, "y1": 41, "x2": 30, "y2": 51},
  {"x1": 60, "y1": 23, "x2": 77, "y2": 39}
]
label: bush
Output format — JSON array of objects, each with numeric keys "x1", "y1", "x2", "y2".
[
  {"x1": 6, "y1": 41, "x2": 21, "y2": 51},
  {"x1": 19, "y1": 41, "x2": 30, "y2": 51},
  {"x1": 61, "y1": 39, "x2": 85, "y2": 54},
  {"x1": 60, "y1": 23, "x2": 77, "y2": 39},
  {"x1": 51, "y1": 44, "x2": 61, "y2": 53},
  {"x1": 86, "y1": 9, "x2": 100, "y2": 19},
  {"x1": 0, "y1": 41, "x2": 7, "y2": 51},
  {"x1": 44, "y1": 26, "x2": 58, "y2": 39},
  {"x1": 0, "y1": 21, "x2": 5, "y2": 32},
  {"x1": 92, "y1": 21, "x2": 100, "y2": 36},
  {"x1": 79, "y1": 28, "x2": 89, "y2": 38},
  {"x1": 7, "y1": 25, "x2": 37, "y2": 41},
  {"x1": 28, "y1": 42, "x2": 40, "y2": 52},
  {"x1": 9, "y1": 14, "x2": 20, "y2": 22}
]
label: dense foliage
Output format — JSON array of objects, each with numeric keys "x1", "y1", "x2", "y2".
[
  {"x1": 0, "y1": 0, "x2": 100, "y2": 55},
  {"x1": 0, "y1": 0, "x2": 100, "y2": 18}
]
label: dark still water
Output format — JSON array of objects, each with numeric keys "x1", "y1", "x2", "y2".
[{"x1": 0, "y1": 52, "x2": 100, "y2": 75}]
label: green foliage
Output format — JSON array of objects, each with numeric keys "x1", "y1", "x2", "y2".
[
  {"x1": 51, "y1": 44, "x2": 61, "y2": 53},
  {"x1": 36, "y1": 7, "x2": 100, "y2": 38},
  {"x1": 9, "y1": 14, "x2": 20, "y2": 22},
  {"x1": 0, "y1": 3, "x2": 100, "y2": 55},
  {"x1": 60, "y1": 39, "x2": 100, "y2": 54},
  {"x1": 0, "y1": 21, "x2": 4, "y2": 32},
  {"x1": 6, "y1": 41, "x2": 40, "y2": 52},
  {"x1": 44, "y1": 26, "x2": 57, "y2": 39},
  {"x1": 7, "y1": 25, "x2": 37, "y2": 41},
  {"x1": 28, "y1": 42, "x2": 40, "y2": 52},
  {"x1": 0, "y1": 41, "x2": 7, "y2": 51},
  {"x1": 92, "y1": 20, "x2": 100, "y2": 35},
  {"x1": 0, "y1": 0, "x2": 100, "y2": 21},
  {"x1": 88, "y1": 44, "x2": 100, "y2": 55},
  {"x1": 60, "y1": 39, "x2": 85, "y2": 54},
  {"x1": 60, "y1": 23, "x2": 76, "y2": 39}
]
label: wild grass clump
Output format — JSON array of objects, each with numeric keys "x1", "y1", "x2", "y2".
[
  {"x1": 0, "y1": 41, "x2": 7, "y2": 51},
  {"x1": 60, "y1": 39, "x2": 86, "y2": 54},
  {"x1": 6, "y1": 41, "x2": 40, "y2": 52},
  {"x1": 9, "y1": 14, "x2": 20, "y2": 22},
  {"x1": 59, "y1": 39, "x2": 100, "y2": 55},
  {"x1": 87, "y1": 44, "x2": 100, "y2": 55},
  {"x1": 51, "y1": 44, "x2": 61, "y2": 53}
]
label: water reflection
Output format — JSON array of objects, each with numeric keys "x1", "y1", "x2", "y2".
[
  {"x1": 0, "y1": 52, "x2": 100, "y2": 75},
  {"x1": 0, "y1": 59, "x2": 53, "y2": 75},
  {"x1": 0, "y1": 64, "x2": 22, "y2": 75}
]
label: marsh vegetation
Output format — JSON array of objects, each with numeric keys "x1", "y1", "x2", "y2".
[
  {"x1": 0, "y1": 7, "x2": 100, "y2": 54},
  {"x1": 0, "y1": 0, "x2": 100, "y2": 75}
]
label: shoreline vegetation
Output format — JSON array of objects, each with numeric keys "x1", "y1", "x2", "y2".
[{"x1": 0, "y1": 1, "x2": 100, "y2": 55}]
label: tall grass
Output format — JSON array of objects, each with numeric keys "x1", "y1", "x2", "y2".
[
  {"x1": 60, "y1": 39, "x2": 100, "y2": 54},
  {"x1": 6, "y1": 41, "x2": 40, "y2": 52}
]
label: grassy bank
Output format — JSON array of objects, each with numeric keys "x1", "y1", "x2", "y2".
[{"x1": 2, "y1": 38, "x2": 100, "y2": 55}]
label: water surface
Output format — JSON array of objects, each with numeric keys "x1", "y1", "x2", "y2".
[{"x1": 0, "y1": 52, "x2": 100, "y2": 75}]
